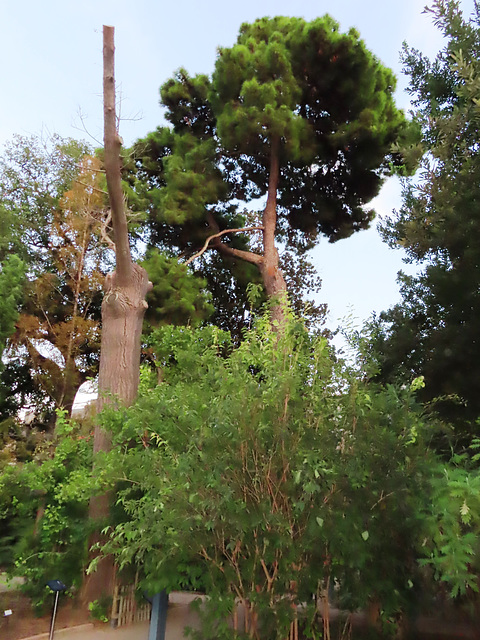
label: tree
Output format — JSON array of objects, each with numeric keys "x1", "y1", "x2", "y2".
[
  {"x1": 0, "y1": 135, "x2": 92, "y2": 267},
  {"x1": 0, "y1": 137, "x2": 107, "y2": 426},
  {"x1": 82, "y1": 25, "x2": 153, "y2": 605},
  {"x1": 374, "y1": 0, "x2": 480, "y2": 437},
  {"x1": 129, "y1": 17, "x2": 408, "y2": 326},
  {"x1": 0, "y1": 134, "x2": 216, "y2": 425},
  {"x1": 141, "y1": 250, "x2": 213, "y2": 329},
  {"x1": 0, "y1": 417, "x2": 94, "y2": 609},
  {"x1": 0, "y1": 255, "x2": 26, "y2": 426},
  {"x1": 8, "y1": 157, "x2": 107, "y2": 419},
  {"x1": 95, "y1": 315, "x2": 437, "y2": 638}
]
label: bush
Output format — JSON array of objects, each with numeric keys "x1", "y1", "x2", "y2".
[{"x1": 98, "y1": 313, "x2": 437, "y2": 638}]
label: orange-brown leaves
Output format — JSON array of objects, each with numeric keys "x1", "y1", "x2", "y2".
[{"x1": 8, "y1": 155, "x2": 108, "y2": 413}]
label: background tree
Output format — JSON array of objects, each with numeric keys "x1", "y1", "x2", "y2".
[
  {"x1": 0, "y1": 137, "x2": 108, "y2": 428},
  {"x1": 128, "y1": 16, "x2": 409, "y2": 326},
  {"x1": 0, "y1": 254, "x2": 26, "y2": 444},
  {"x1": 7, "y1": 156, "x2": 107, "y2": 420},
  {"x1": 374, "y1": 0, "x2": 480, "y2": 440},
  {"x1": 0, "y1": 134, "x2": 217, "y2": 427},
  {"x1": 0, "y1": 135, "x2": 91, "y2": 267}
]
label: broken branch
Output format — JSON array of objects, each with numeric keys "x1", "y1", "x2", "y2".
[{"x1": 185, "y1": 226, "x2": 264, "y2": 265}]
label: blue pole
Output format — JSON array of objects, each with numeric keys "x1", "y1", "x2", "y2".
[{"x1": 148, "y1": 590, "x2": 169, "y2": 640}]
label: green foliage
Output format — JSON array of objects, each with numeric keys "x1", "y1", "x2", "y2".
[
  {"x1": 0, "y1": 417, "x2": 94, "y2": 607},
  {"x1": 88, "y1": 597, "x2": 111, "y2": 623},
  {"x1": 0, "y1": 136, "x2": 105, "y2": 427},
  {"x1": 97, "y1": 313, "x2": 436, "y2": 637},
  {"x1": 0, "y1": 255, "x2": 25, "y2": 356},
  {"x1": 375, "y1": 1, "x2": 480, "y2": 434},
  {"x1": 142, "y1": 250, "x2": 213, "y2": 328},
  {"x1": 418, "y1": 433, "x2": 480, "y2": 599},
  {"x1": 0, "y1": 134, "x2": 92, "y2": 268},
  {"x1": 126, "y1": 16, "x2": 408, "y2": 336},
  {"x1": 0, "y1": 254, "x2": 26, "y2": 426},
  {"x1": 420, "y1": 449, "x2": 480, "y2": 597}
]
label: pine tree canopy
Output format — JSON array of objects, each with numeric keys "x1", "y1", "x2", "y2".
[{"x1": 129, "y1": 15, "x2": 408, "y2": 253}]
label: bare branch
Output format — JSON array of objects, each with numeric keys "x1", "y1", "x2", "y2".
[
  {"x1": 98, "y1": 210, "x2": 116, "y2": 252},
  {"x1": 76, "y1": 162, "x2": 105, "y2": 174},
  {"x1": 72, "y1": 108, "x2": 103, "y2": 147},
  {"x1": 185, "y1": 226, "x2": 264, "y2": 265},
  {"x1": 74, "y1": 179, "x2": 108, "y2": 196},
  {"x1": 115, "y1": 84, "x2": 144, "y2": 125}
]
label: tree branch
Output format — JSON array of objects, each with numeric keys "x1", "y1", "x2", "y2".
[
  {"x1": 185, "y1": 226, "x2": 264, "y2": 265},
  {"x1": 74, "y1": 179, "x2": 108, "y2": 196},
  {"x1": 98, "y1": 210, "x2": 116, "y2": 252},
  {"x1": 103, "y1": 25, "x2": 132, "y2": 285}
]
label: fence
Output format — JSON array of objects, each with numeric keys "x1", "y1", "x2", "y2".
[
  {"x1": 111, "y1": 586, "x2": 299, "y2": 638},
  {"x1": 110, "y1": 582, "x2": 151, "y2": 628}
]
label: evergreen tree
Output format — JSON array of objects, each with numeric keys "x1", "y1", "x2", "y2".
[
  {"x1": 374, "y1": 0, "x2": 480, "y2": 438},
  {"x1": 128, "y1": 16, "x2": 409, "y2": 327},
  {"x1": 0, "y1": 254, "x2": 26, "y2": 423}
]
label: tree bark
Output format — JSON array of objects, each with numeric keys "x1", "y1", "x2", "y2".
[
  {"x1": 204, "y1": 138, "x2": 288, "y2": 326},
  {"x1": 258, "y1": 137, "x2": 287, "y2": 326},
  {"x1": 82, "y1": 25, "x2": 152, "y2": 606}
]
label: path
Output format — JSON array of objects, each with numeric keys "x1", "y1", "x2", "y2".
[{"x1": 20, "y1": 593, "x2": 202, "y2": 640}]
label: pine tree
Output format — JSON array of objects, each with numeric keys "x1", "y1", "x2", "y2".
[
  {"x1": 128, "y1": 16, "x2": 409, "y2": 326},
  {"x1": 375, "y1": 0, "x2": 480, "y2": 437}
]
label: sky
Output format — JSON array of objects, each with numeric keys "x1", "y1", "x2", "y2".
[{"x1": 0, "y1": 0, "x2": 475, "y2": 336}]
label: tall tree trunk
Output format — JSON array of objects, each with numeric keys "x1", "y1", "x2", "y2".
[
  {"x1": 205, "y1": 136, "x2": 288, "y2": 326},
  {"x1": 259, "y1": 137, "x2": 287, "y2": 326},
  {"x1": 82, "y1": 25, "x2": 151, "y2": 606}
]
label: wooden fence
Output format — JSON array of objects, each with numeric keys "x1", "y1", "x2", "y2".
[
  {"x1": 111, "y1": 586, "x2": 299, "y2": 637},
  {"x1": 111, "y1": 582, "x2": 151, "y2": 628}
]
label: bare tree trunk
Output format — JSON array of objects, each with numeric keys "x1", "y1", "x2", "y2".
[
  {"x1": 258, "y1": 137, "x2": 287, "y2": 326},
  {"x1": 82, "y1": 25, "x2": 151, "y2": 606}
]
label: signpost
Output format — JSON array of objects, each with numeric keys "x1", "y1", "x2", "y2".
[{"x1": 46, "y1": 580, "x2": 67, "y2": 640}]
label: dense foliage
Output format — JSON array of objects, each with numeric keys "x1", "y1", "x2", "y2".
[
  {"x1": 1, "y1": 7, "x2": 480, "y2": 635},
  {"x1": 0, "y1": 413, "x2": 93, "y2": 608},
  {"x1": 0, "y1": 137, "x2": 106, "y2": 427},
  {"x1": 126, "y1": 15, "x2": 409, "y2": 331},
  {"x1": 90, "y1": 313, "x2": 444, "y2": 638},
  {"x1": 374, "y1": 0, "x2": 480, "y2": 438},
  {"x1": 0, "y1": 135, "x2": 217, "y2": 431}
]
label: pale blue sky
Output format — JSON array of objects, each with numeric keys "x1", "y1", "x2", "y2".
[{"x1": 0, "y1": 0, "x2": 475, "y2": 332}]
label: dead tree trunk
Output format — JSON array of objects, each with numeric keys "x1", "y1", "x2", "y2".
[{"x1": 82, "y1": 25, "x2": 151, "y2": 605}]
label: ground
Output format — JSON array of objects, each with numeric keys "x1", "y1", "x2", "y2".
[{"x1": 0, "y1": 590, "x2": 95, "y2": 640}]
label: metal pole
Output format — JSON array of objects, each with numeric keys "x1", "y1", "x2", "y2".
[
  {"x1": 148, "y1": 590, "x2": 169, "y2": 640},
  {"x1": 48, "y1": 591, "x2": 60, "y2": 640}
]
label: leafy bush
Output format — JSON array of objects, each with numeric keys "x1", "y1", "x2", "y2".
[
  {"x1": 0, "y1": 415, "x2": 94, "y2": 610},
  {"x1": 420, "y1": 439, "x2": 480, "y2": 599},
  {"x1": 97, "y1": 313, "x2": 437, "y2": 638}
]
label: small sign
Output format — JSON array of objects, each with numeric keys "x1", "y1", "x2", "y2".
[{"x1": 4, "y1": 609, "x2": 13, "y2": 616}]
